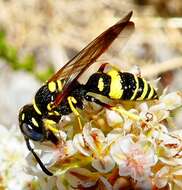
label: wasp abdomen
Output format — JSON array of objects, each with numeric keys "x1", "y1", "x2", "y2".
[
  {"x1": 118, "y1": 72, "x2": 158, "y2": 100},
  {"x1": 86, "y1": 69, "x2": 158, "y2": 101}
]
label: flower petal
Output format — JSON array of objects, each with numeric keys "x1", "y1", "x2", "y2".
[
  {"x1": 65, "y1": 168, "x2": 99, "y2": 188},
  {"x1": 73, "y1": 134, "x2": 91, "y2": 156},
  {"x1": 160, "y1": 91, "x2": 182, "y2": 110},
  {"x1": 106, "y1": 109, "x2": 123, "y2": 127},
  {"x1": 92, "y1": 155, "x2": 115, "y2": 173}
]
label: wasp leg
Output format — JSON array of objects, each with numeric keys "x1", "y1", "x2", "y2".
[
  {"x1": 25, "y1": 138, "x2": 53, "y2": 176},
  {"x1": 85, "y1": 95, "x2": 112, "y2": 109},
  {"x1": 43, "y1": 119, "x2": 60, "y2": 134},
  {"x1": 67, "y1": 96, "x2": 82, "y2": 129},
  {"x1": 85, "y1": 95, "x2": 141, "y2": 121},
  {"x1": 111, "y1": 106, "x2": 141, "y2": 121}
]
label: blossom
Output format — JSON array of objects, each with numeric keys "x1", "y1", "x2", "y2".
[
  {"x1": 160, "y1": 91, "x2": 182, "y2": 110},
  {"x1": 62, "y1": 168, "x2": 100, "y2": 189},
  {"x1": 73, "y1": 123, "x2": 115, "y2": 173},
  {"x1": 20, "y1": 91, "x2": 182, "y2": 189},
  {"x1": 0, "y1": 125, "x2": 32, "y2": 190},
  {"x1": 153, "y1": 166, "x2": 182, "y2": 189},
  {"x1": 56, "y1": 168, "x2": 114, "y2": 189},
  {"x1": 105, "y1": 109, "x2": 123, "y2": 127},
  {"x1": 26, "y1": 133, "x2": 77, "y2": 176},
  {"x1": 139, "y1": 91, "x2": 182, "y2": 125},
  {"x1": 110, "y1": 135, "x2": 157, "y2": 182},
  {"x1": 1, "y1": 89, "x2": 180, "y2": 190}
]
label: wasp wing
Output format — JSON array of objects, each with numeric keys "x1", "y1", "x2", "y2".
[{"x1": 50, "y1": 11, "x2": 134, "y2": 106}]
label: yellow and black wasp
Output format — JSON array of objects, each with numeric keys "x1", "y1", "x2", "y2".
[{"x1": 18, "y1": 11, "x2": 158, "y2": 176}]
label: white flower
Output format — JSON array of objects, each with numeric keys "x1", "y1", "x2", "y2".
[
  {"x1": 154, "y1": 166, "x2": 182, "y2": 189},
  {"x1": 106, "y1": 128, "x2": 124, "y2": 146},
  {"x1": 15, "y1": 90, "x2": 181, "y2": 189},
  {"x1": 26, "y1": 139, "x2": 77, "y2": 176},
  {"x1": 110, "y1": 135, "x2": 157, "y2": 182},
  {"x1": 0, "y1": 125, "x2": 32, "y2": 189},
  {"x1": 64, "y1": 168, "x2": 99, "y2": 188},
  {"x1": 73, "y1": 123, "x2": 115, "y2": 173},
  {"x1": 138, "y1": 91, "x2": 182, "y2": 126},
  {"x1": 139, "y1": 102, "x2": 169, "y2": 124},
  {"x1": 157, "y1": 133, "x2": 181, "y2": 158},
  {"x1": 106, "y1": 109, "x2": 123, "y2": 127},
  {"x1": 92, "y1": 155, "x2": 115, "y2": 173},
  {"x1": 159, "y1": 91, "x2": 182, "y2": 110},
  {"x1": 73, "y1": 133, "x2": 91, "y2": 156}
]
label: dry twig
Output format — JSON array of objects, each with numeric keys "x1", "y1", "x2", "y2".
[{"x1": 141, "y1": 57, "x2": 182, "y2": 77}]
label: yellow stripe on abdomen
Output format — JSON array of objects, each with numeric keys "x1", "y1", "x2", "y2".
[
  {"x1": 137, "y1": 79, "x2": 148, "y2": 100},
  {"x1": 147, "y1": 85, "x2": 154, "y2": 99},
  {"x1": 130, "y1": 75, "x2": 139, "y2": 100},
  {"x1": 107, "y1": 69, "x2": 123, "y2": 99}
]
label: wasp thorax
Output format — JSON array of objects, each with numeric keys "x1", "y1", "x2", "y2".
[{"x1": 33, "y1": 82, "x2": 61, "y2": 115}]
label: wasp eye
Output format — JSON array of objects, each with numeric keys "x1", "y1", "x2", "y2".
[{"x1": 21, "y1": 123, "x2": 44, "y2": 141}]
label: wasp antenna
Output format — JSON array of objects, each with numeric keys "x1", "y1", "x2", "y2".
[{"x1": 25, "y1": 138, "x2": 53, "y2": 176}]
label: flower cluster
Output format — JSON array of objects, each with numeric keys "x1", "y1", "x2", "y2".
[
  {"x1": 0, "y1": 125, "x2": 32, "y2": 190},
  {"x1": 24, "y1": 91, "x2": 182, "y2": 190}
]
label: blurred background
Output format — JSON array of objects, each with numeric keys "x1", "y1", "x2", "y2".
[{"x1": 0, "y1": 0, "x2": 181, "y2": 127}]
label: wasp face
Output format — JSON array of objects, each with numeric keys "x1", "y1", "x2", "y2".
[{"x1": 19, "y1": 104, "x2": 45, "y2": 141}]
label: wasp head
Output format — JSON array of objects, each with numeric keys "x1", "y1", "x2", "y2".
[{"x1": 19, "y1": 104, "x2": 45, "y2": 142}]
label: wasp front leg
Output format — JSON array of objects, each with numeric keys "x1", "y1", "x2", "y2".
[{"x1": 85, "y1": 95, "x2": 112, "y2": 109}]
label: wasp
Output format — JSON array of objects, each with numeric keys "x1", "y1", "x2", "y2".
[{"x1": 18, "y1": 11, "x2": 158, "y2": 176}]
